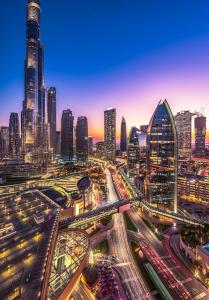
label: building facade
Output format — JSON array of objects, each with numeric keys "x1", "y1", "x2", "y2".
[
  {"x1": 9, "y1": 113, "x2": 21, "y2": 159},
  {"x1": 120, "y1": 116, "x2": 127, "y2": 152},
  {"x1": 47, "y1": 87, "x2": 57, "y2": 152},
  {"x1": 178, "y1": 174, "x2": 209, "y2": 204},
  {"x1": 146, "y1": 99, "x2": 178, "y2": 213},
  {"x1": 21, "y1": 0, "x2": 50, "y2": 163},
  {"x1": 104, "y1": 108, "x2": 116, "y2": 161},
  {"x1": 175, "y1": 111, "x2": 194, "y2": 160},
  {"x1": 0, "y1": 127, "x2": 9, "y2": 159},
  {"x1": 96, "y1": 142, "x2": 105, "y2": 159},
  {"x1": 127, "y1": 127, "x2": 140, "y2": 177},
  {"x1": 88, "y1": 136, "x2": 93, "y2": 156},
  {"x1": 195, "y1": 115, "x2": 206, "y2": 157},
  {"x1": 76, "y1": 117, "x2": 88, "y2": 161},
  {"x1": 61, "y1": 110, "x2": 74, "y2": 161}
]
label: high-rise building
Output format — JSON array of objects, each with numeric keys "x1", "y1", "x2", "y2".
[
  {"x1": 96, "y1": 142, "x2": 105, "y2": 159},
  {"x1": 0, "y1": 127, "x2": 9, "y2": 159},
  {"x1": 88, "y1": 136, "x2": 93, "y2": 156},
  {"x1": 127, "y1": 127, "x2": 140, "y2": 177},
  {"x1": 175, "y1": 111, "x2": 194, "y2": 159},
  {"x1": 120, "y1": 116, "x2": 127, "y2": 152},
  {"x1": 104, "y1": 108, "x2": 116, "y2": 161},
  {"x1": 61, "y1": 110, "x2": 74, "y2": 161},
  {"x1": 195, "y1": 115, "x2": 206, "y2": 157},
  {"x1": 146, "y1": 99, "x2": 178, "y2": 213},
  {"x1": 127, "y1": 125, "x2": 148, "y2": 177},
  {"x1": 47, "y1": 87, "x2": 57, "y2": 151},
  {"x1": 9, "y1": 113, "x2": 21, "y2": 159},
  {"x1": 76, "y1": 117, "x2": 88, "y2": 161},
  {"x1": 21, "y1": 0, "x2": 48, "y2": 163}
]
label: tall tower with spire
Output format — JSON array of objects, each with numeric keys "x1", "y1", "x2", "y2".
[
  {"x1": 120, "y1": 116, "x2": 127, "y2": 152},
  {"x1": 21, "y1": 0, "x2": 48, "y2": 163}
]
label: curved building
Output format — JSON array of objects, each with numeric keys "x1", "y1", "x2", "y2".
[{"x1": 146, "y1": 99, "x2": 178, "y2": 213}]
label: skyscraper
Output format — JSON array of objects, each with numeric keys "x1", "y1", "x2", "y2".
[
  {"x1": 175, "y1": 111, "x2": 194, "y2": 159},
  {"x1": 104, "y1": 108, "x2": 116, "y2": 161},
  {"x1": 47, "y1": 87, "x2": 57, "y2": 152},
  {"x1": 76, "y1": 117, "x2": 88, "y2": 161},
  {"x1": 120, "y1": 116, "x2": 127, "y2": 152},
  {"x1": 88, "y1": 136, "x2": 93, "y2": 156},
  {"x1": 9, "y1": 113, "x2": 21, "y2": 159},
  {"x1": 21, "y1": 0, "x2": 46, "y2": 163},
  {"x1": 195, "y1": 115, "x2": 206, "y2": 157},
  {"x1": 61, "y1": 110, "x2": 74, "y2": 161},
  {"x1": 96, "y1": 142, "x2": 105, "y2": 159},
  {"x1": 127, "y1": 127, "x2": 140, "y2": 177},
  {"x1": 0, "y1": 127, "x2": 9, "y2": 159},
  {"x1": 146, "y1": 99, "x2": 178, "y2": 213}
]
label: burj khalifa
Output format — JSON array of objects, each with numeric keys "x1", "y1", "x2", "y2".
[{"x1": 21, "y1": 0, "x2": 49, "y2": 163}]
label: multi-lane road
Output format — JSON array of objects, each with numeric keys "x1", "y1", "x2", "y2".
[
  {"x1": 128, "y1": 197, "x2": 209, "y2": 299},
  {"x1": 72, "y1": 165, "x2": 209, "y2": 300},
  {"x1": 106, "y1": 168, "x2": 152, "y2": 300}
]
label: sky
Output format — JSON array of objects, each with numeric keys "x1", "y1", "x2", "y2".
[{"x1": 1, "y1": 0, "x2": 209, "y2": 141}]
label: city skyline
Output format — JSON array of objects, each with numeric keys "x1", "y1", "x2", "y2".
[
  {"x1": 1, "y1": 1, "x2": 209, "y2": 141},
  {"x1": 2, "y1": 2, "x2": 209, "y2": 299}
]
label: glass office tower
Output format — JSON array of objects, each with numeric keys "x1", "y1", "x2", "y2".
[
  {"x1": 76, "y1": 116, "x2": 88, "y2": 161},
  {"x1": 61, "y1": 110, "x2": 74, "y2": 161},
  {"x1": 146, "y1": 99, "x2": 178, "y2": 213}
]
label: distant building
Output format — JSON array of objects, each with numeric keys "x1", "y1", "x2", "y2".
[
  {"x1": 61, "y1": 110, "x2": 74, "y2": 161},
  {"x1": 127, "y1": 127, "x2": 140, "y2": 177},
  {"x1": 120, "y1": 116, "x2": 127, "y2": 152},
  {"x1": 76, "y1": 117, "x2": 88, "y2": 161},
  {"x1": 104, "y1": 108, "x2": 116, "y2": 161},
  {"x1": 96, "y1": 142, "x2": 105, "y2": 159},
  {"x1": 0, "y1": 127, "x2": 9, "y2": 159},
  {"x1": 178, "y1": 174, "x2": 209, "y2": 204},
  {"x1": 146, "y1": 99, "x2": 178, "y2": 213},
  {"x1": 127, "y1": 125, "x2": 147, "y2": 177},
  {"x1": 88, "y1": 136, "x2": 93, "y2": 156},
  {"x1": 175, "y1": 111, "x2": 194, "y2": 160},
  {"x1": 9, "y1": 113, "x2": 21, "y2": 159},
  {"x1": 47, "y1": 87, "x2": 57, "y2": 152},
  {"x1": 195, "y1": 115, "x2": 206, "y2": 157},
  {"x1": 139, "y1": 125, "x2": 147, "y2": 134}
]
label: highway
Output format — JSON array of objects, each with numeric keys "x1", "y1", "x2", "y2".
[
  {"x1": 128, "y1": 200, "x2": 209, "y2": 299},
  {"x1": 106, "y1": 168, "x2": 152, "y2": 300},
  {"x1": 112, "y1": 168, "x2": 209, "y2": 300}
]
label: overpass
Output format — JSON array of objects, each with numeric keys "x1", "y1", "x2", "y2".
[
  {"x1": 118, "y1": 166, "x2": 206, "y2": 227},
  {"x1": 59, "y1": 163, "x2": 206, "y2": 228},
  {"x1": 59, "y1": 196, "x2": 205, "y2": 228},
  {"x1": 59, "y1": 199, "x2": 135, "y2": 228}
]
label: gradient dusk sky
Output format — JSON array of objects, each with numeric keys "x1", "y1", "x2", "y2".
[{"x1": 1, "y1": 0, "x2": 209, "y2": 141}]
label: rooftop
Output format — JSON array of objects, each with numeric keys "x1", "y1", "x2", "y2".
[{"x1": 0, "y1": 190, "x2": 60, "y2": 299}]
